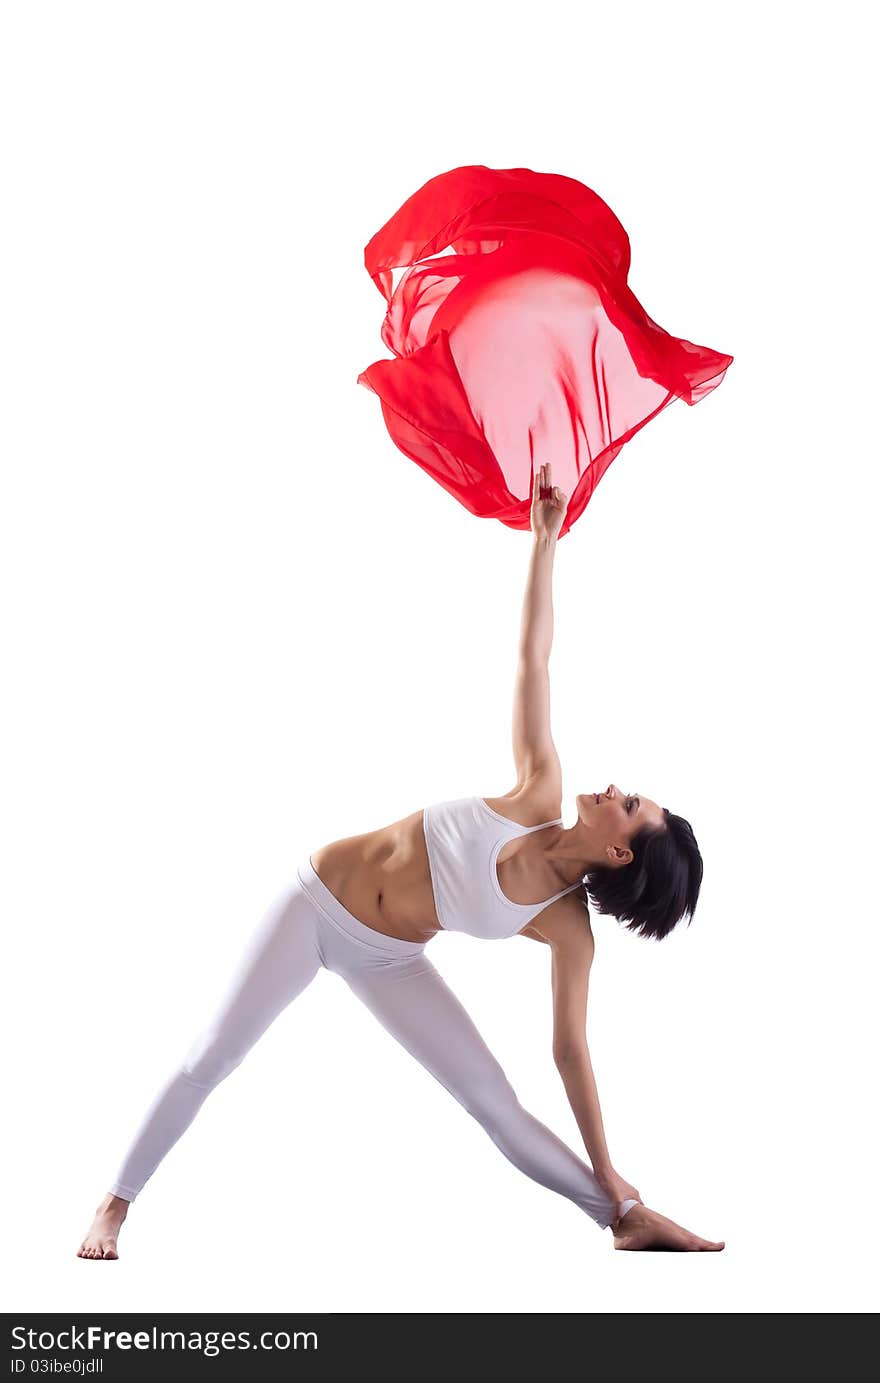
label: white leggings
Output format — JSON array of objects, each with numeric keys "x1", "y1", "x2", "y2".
[{"x1": 109, "y1": 859, "x2": 637, "y2": 1230}]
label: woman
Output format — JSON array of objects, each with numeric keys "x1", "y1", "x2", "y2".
[{"x1": 78, "y1": 462, "x2": 723, "y2": 1259}]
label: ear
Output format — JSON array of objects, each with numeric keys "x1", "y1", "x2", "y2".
[{"x1": 607, "y1": 843, "x2": 633, "y2": 868}]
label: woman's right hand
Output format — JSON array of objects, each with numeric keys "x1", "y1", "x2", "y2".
[
  {"x1": 530, "y1": 461, "x2": 568, "y2": 541},
  {"x1": 596, "y1": 1167, "x2": 643, "y2": 1221}
]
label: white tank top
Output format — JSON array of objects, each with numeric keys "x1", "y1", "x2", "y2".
[{"x1": 422, "y1": 796, "x2": 583, "y2": 940}]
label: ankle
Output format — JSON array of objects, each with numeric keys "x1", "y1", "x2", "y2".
[
  {"x1": 614, "y1": 1202, "x2": 647, "y2": 1228},
  {"x1": 97, "y1": 1193, "x2": 129, "y2": 1218}
]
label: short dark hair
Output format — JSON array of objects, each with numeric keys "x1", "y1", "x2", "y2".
[{"x1": 581, "y1": 809, "x2": 703, "y2": 941}]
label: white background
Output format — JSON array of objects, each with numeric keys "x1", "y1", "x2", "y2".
[{"x1": 2, "y1": 0, "x2": 877, "y2": 1315}]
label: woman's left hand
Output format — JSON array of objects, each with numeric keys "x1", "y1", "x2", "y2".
[{"x1": 530, "y1": 461, "x2": 569, "y2": 541}]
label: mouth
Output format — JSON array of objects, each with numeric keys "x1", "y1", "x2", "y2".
[{"x1": 594, "y1": 793, "x2": 601, "y2": 804}]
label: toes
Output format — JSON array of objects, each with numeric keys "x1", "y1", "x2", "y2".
[{"x1": 102, "y1": 1244, "x2": 118, "y2": 1259}]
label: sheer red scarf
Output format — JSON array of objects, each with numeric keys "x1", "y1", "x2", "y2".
[{"x1": 358, "y1": 165, "x2": 733, "y2": 536}]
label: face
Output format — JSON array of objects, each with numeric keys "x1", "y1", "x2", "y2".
[{"x1": 574, "y1": 783, "x2": 666, "y2": 867}]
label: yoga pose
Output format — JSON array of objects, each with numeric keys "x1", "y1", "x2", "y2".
[{"x1": 78, "y1": 464, "x2": 723, "y2": 1259}]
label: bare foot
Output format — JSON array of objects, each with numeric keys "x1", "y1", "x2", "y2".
[
  {"x1": 77, "y1": 1193, "x2": 129, "y2": 1260},
  {"x1": 613, "y1": 1203, "x2": 724, "y2": 1252}
]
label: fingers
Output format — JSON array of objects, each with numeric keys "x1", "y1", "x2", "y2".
[{"x1": 533, "y1": 463, "x2": 569, "y2": 509}]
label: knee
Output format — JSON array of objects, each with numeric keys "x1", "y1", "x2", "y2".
[
  {"x1": 461, "y1": 1064, "x2": 521, "y2": 1129},
  {"x1": 181, "y1": 1028, "x2": 245, "y2": 1090}
]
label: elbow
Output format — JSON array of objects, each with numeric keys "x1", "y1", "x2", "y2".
[{"x1": 553, "y1": 1040, "x2": 587, "y2": 1070}]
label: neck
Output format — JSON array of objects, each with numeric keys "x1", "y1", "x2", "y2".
[{"x1": 541, "y1": 824, "x2": 605, "y2": 880}]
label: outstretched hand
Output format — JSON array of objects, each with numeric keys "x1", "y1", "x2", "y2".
[
  {"x1": 596, "y1": 1167, "x2": 643, "y2": 1223},
  {"x1": 530, "y1": 462, "x2": 569, "y2": 541}
]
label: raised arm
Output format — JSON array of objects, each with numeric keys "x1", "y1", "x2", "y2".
[{"x1": 511, "y1": 463, "x2": 567, "y2": 788}]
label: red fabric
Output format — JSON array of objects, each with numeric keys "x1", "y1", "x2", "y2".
[{"x1": 357, "y1": 165, "x2": 733, "y2": 536}]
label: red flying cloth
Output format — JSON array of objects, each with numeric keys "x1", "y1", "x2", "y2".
[{"x1": 357, "y1": 165, "x2": 733, "y2": 537}]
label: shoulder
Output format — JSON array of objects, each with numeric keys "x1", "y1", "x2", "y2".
[
  {"x1": 520, "y1": 893, "x2": 594, "y2": 960},
  {"x1": 483, "y1": 767, "x2": 563, "y2": 828}
]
